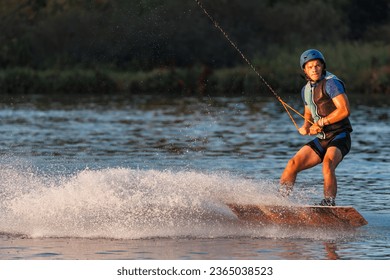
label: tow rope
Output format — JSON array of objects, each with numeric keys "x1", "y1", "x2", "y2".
[{"x1": 194, "y1": 0, "x2": 310, "y2": 130}]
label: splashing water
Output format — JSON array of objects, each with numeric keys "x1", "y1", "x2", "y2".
[
  {"x1": 1, "y1": 162, "x2": 298, "y2": 239},
  {"x1": 0, "y1": 157, "x2": 363, "y2": 242}
]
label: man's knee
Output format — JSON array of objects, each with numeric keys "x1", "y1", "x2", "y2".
[
  {"x1": 322, "y1": 155, "x2": 341, "y2": 174},
  {"x1": 322, "y1": 157, "x2": 334, "y2": 175},
  {"x1": 286, "y1": 158, "x2": 299, "y2": 172}
]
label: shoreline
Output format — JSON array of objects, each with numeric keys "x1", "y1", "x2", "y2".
[{"x1": 0, "y1": 65, "x2": 389, "y2": 96}]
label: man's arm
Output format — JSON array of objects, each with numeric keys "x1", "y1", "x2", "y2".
[{"x1": 320, "y1": 93, "x2": 351, "y2": 126}]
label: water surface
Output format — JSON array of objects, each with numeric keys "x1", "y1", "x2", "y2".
[{"x1": 0, "y1": 93, "x2": 389, "y2": 259}]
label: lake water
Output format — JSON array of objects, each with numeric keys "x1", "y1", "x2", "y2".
[{"x1": 0, "y1": 93, "x2": 389, "y2": 260}]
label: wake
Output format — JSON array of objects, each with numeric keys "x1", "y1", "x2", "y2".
[{"x1": 0, "y1": 162, "x2": 355, "y2": 240}]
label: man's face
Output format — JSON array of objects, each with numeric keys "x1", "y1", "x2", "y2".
[{"x1": 303, "y1": 59, "x2": 324, "y2": 82}]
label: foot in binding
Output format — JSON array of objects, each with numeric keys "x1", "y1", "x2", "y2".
[{"x1": 317, "y1": 197, "x2": 336, "y2": 206}]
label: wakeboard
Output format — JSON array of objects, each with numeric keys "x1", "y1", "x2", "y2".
[{"x1": 227, "y1": 203, "x2": 368, "y2": 228}]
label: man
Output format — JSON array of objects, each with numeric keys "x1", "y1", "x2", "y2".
[{"x1": 280, "y1": 49, "x2": 353, "y2": 206}]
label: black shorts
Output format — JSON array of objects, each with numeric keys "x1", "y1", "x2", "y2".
[{"x1": 306, "y1": 131, "x2": 351, "y2": 161}]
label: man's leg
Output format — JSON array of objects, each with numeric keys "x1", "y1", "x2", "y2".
[
  {"x1": 280, "y1": 145, "x2": 322, "y2": 193},
  {"x1": 322, "y1": 146, "x2": 343, "y2": 199}
]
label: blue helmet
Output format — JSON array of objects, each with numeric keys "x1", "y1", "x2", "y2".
[{"x1": 300, "y1": 49, "x2": 326, "y2": 69}]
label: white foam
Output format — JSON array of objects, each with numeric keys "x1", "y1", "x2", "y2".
[{"x1": 0, "y1": 163, "x2": 353, "y2": 240}]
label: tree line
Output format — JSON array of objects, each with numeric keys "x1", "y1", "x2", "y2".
[{"x1": 0, "y1": 0, "x2": 389, "y2": 94}]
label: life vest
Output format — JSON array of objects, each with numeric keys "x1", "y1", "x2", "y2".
[{"x1": 303, "y1": 72, "x2": 352, "y2": 139}]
